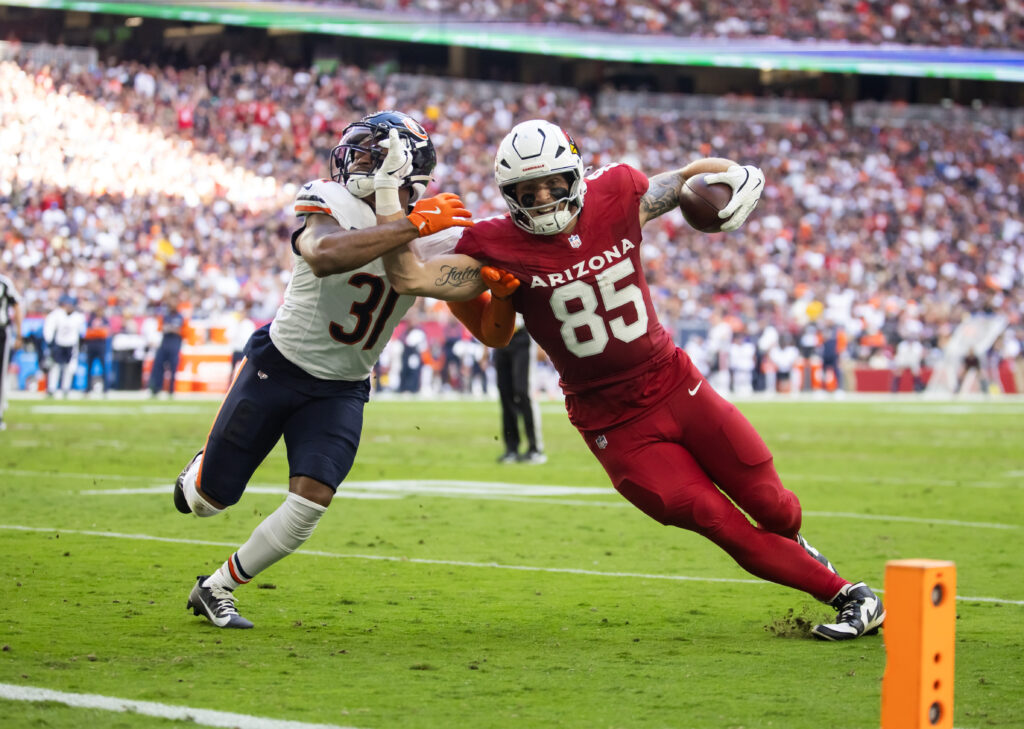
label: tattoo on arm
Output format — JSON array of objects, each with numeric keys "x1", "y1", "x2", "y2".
[
  {"x1": 640, "y1": 172, "x2": 683, "y2": 222},
  {"x1": 434, "y1": 264, "x2": 482, "y2": 290}
]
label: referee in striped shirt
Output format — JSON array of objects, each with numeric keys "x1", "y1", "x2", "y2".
[{"x1": 1, "y1": 273, "x2": 24, "y2": 431}]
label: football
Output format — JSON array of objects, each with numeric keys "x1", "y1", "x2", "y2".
[{"x1": 679, "y1": 173, "x2": 733, "y2": 233}]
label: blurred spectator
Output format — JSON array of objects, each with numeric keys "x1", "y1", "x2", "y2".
[
  {"x1": 495, "y1": 318, "x2": 545, "y2": 464},
  {"x1": 728, "y1": 331, "x2": 757, "y2": 396},
  {"x1": 1, "y1": 272, "x2": 23, "y2": 429},
  {"x1": 278, "y1": 0, "x2": 1024, "y2": 49},
  {"x1": 957, "y1": 346, "x2": 990, "y2": 394},
  {"x1": 228, "y1": 307, "x2": 258, "y2": 377},
  {"x1": 43, "y1": 294, "x2": 85, "y2": 397},
  {"x1": 398, "y1": 325, "x2": 427, "y2": 394},
  {"x1": 820, "y1": 321, "x2": 845, "y2": 393},
  {"x1": 998, "y1": 328, "x2": 1023, "y2": 393},
  {"x1": 768, "y1": 333, "x2": 801, "y2": 395},
  {"x1": 82, "y1": 301, "x2": 112, "y2": 394},
  {"x1": 148, "y1": 298, "x2": 186, "y2": 397},
  {"x1": 891, "y1": 333, "x2": 925, "y2": 392},
  {"x1": 110, "y1": 318, "x2": 146, "y2": 390}
]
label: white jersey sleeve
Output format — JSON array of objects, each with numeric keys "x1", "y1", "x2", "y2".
[
  {"x1": 293, "y1": 178, "x2": 371, "y2": 229},
  {"x1": 270, "y1": 179, "x2": 416, "y2": 381},
  {"x1": 410, "y1": 226, "x2": 464, "y2": 260}
]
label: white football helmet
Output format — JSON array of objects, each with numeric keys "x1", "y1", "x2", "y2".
[{"x1": 494, "y1": 119, "x2": 586, "y2": 235}]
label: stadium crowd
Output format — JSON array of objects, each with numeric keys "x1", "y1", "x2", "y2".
[
  {"x1": 1, "y1": 49, "x2": 1022, "y2": 394},
  {"x1": 283, "y1": 0, "x2": 1024, "y2": 49}
]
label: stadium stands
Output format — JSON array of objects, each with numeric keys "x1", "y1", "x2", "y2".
[
  {"x1": 274, "y1": 0, "x2": 1024, "y2": 49},
  {"x1": 1, "y1": 43, "x2": 1021, "y2": 394}
]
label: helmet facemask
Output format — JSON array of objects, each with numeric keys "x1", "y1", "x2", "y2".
[
  {"x1": 330, "y1": 111, "x2": 436, "y2": 209},
  {"x1": 501, "y1": 172, "x2": 584, "y2": 236}
]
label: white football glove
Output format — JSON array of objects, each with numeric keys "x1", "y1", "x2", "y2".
[
  {"x1": 704, "y1": 164, "x2": 765, "y2": 232},
  {"x1": 373, "y1": 128, "x2": 413, "y2": 216}
]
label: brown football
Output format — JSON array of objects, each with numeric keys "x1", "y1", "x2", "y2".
[{"x1": 679, "y1": 173, "x2": 733, "y2": 233}]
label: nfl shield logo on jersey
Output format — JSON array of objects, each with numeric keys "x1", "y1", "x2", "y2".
[
  {"x1": 595, "y1": 434, "x2": 608, "y2": 449},
  {"x1": 568, "y1": 234, "x2": 582, "y2": 249}
]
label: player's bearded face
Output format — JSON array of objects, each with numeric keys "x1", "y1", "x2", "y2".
[{"x1": 515, "y1": 174, "x2": 574, "y2": 217}]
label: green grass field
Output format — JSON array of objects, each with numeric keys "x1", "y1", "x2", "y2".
[{"x1": 1, "y1": 394, "x2": 1022, "y2": 729}]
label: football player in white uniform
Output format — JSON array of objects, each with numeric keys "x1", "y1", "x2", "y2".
[{"x1": 172, "y1": 111, "x2": 512, "y2": 628}]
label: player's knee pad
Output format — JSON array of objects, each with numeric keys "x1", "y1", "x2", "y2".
[
  {"x1": 684, "y1": 489, "x2": 737, "y2": 535},
  {"x1": 615, "y1": 478, "x2": 674, "y2": 526},
  {"x1": 746, "y1": 481, "x2": 802, "y2": 538},
  {"x1": 194, "y1": 467, "x2": 247, "y2": 508}
]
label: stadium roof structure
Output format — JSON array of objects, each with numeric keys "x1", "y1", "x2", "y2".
[{"x1": 6, "y1": 0, "x2": 1024, "y2": 83}]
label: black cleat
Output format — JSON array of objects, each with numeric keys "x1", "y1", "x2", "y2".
[
  {"x1": 187, "y1": 575, "x2": 253, "y2": 629},
  {"x1": 796, "y1": 533, "x2": 837, "y2": 575},
  {"x1": 173, "y1": 450, "x2": 203, "y2": 515},
  {"x1": 812, "y1": 582, "x2": 885, "y2": 641}
]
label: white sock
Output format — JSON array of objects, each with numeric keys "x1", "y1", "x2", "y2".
[
  {"x1": 181, "y1": 454, "x2": 223, "y2": 518},
  {"x1": 204, "y1": 493, "x2": 327, "y2": 591}
]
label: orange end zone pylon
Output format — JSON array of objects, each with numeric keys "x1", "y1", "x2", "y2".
[{"x1": 880, "y1": 559, "x2": 957, "y2": 729}]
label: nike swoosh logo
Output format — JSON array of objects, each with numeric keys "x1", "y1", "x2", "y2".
[
  {"x1": 688, "y1": 381, "x2": 702, "y2": 396},
  {"x1": 422, "y1": 207, "x2": 441, "y2": 215},
  {"x1": 735, "y1": 168, "x2": 750, "y2": 192}
]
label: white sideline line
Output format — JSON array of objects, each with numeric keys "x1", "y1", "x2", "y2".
[
  {"x1": 3, "y1": 524, "x2": 1023, "y2": 606},
  {"x1": 5, "y1": 466, "x2": 1022, "y2": 490},
  {"x1": 0, "y1": 682, "x2": 360, "y2": 729}
]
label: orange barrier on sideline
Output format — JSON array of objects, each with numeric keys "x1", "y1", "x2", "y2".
[
  {"x1": 881, "y1": 559, "x2": 956, "y2": 729},
  {"x1": 174, "y1": 346, "x2": 233, "y2": 393}
]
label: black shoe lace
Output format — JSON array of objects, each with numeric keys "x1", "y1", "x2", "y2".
[{"x1": 836, "y1": 599, "x2": 864, "y2": 627}]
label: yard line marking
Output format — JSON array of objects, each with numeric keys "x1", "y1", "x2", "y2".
[
  {"x1": 0, "y1": 524, "x2": 762, "y2": 587},
  {"x1": 783, "y1": 472, "x2": 1018, "y2": 489},
  {"x1": 71, "y1": 481, "x2": 1022, "y2": 531},
  {"x1": 802, "y1": 511, "x2": 1019, "y2": 531},
  {"x1": 28, "y1": 404, "x2": 209, "y2": 415},
  {"x1": 3, "y1": 524, "x2": 1023, "y2": 606},
  {"x1": 7, "y1": 466, "x2": 1018, "y2": 491},
  {"x1": 0, "y1": 682, "x2": 360, "y2": 729},
  {"x1": 0, "y1": 469, "x2": 163, "y2": 482},
  {"x1": 80, "y1": 480, "x2": 611, "y2": 497}
]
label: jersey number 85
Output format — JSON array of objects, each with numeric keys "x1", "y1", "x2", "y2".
[{"x1": 549, "y1": 258, "x2": 648, "y2": 358}]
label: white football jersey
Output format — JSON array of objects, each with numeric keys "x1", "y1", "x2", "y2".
[{"x1": 270, "y1": 179, "x2": 416, "y2": 381}]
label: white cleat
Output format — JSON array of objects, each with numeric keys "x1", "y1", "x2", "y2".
[{"x1": 812, "y1": 581, "x2": 885, "y2": 641}]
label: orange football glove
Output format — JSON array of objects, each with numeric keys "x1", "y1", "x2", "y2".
[
  {"x1": 406, "y1": 192, "x2": 475, "y2": 237},
  {"x1": 481, "y1": 265, "x2": 520, "y2": 300}
]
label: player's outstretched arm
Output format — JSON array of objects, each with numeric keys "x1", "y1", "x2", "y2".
[
  {"x1": 296, "y1": 213, "x2": 419, "y2": 277},
  {"x1": 638, "y1": 156, "x2": 737, "y2": 226},
  {"x1": 296, "y1": 193, "x2": 474, "y2": 278},
  {"x1": 447, "y1": 294, "x2": 515, "y2": 348},
  {"x1": 446, "y1": 266, "x2": 520, "y2": 348},
  {"x1": 383, "y1": 244, "x2": 487, "y2": 301}
]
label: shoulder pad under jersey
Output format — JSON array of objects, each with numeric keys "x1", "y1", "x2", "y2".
[{"x1": 293, "y1": 179, "x2": 368, "y2": 229}]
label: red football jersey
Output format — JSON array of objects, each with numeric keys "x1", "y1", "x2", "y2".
[{"x1": 456, "y1": 163, "x2": 681, "y2": 429}]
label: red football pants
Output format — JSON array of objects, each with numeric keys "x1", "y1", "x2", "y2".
[{"x1": 577, "y1": 364, "x2": 846, "y2": 603}]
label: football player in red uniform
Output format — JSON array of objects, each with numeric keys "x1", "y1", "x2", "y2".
[{"x1": 385, "y1": 119, "x2": 884, "y2": 641}]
